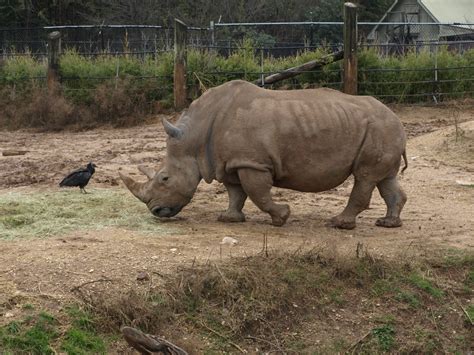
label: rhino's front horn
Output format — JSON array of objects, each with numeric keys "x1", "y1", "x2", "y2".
[
  {"x1": 162, "y1": 118, "x2": 183, "y2": 139},
  {"x1": 119, "y1": 172, "x2": 149, "y2": 203}
]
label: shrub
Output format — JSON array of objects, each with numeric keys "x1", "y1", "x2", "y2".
[{"x1": 1, "y1": 45, "x2": 473, "y2": 130}]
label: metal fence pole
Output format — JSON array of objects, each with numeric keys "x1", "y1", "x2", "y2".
[
  {"x1": 343, "y1": 2, "x2": 358, "y2": 95},
  {"x1": 174, "y1": 19, "x2": 188, "y2": 110},
  {"x1": 47, "y1": 31, "x2": 61, "y2": 89}
]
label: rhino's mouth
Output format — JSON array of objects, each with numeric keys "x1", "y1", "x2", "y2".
[{"x1": 151, "y1": 206, "x2": 183, "y2": 218}]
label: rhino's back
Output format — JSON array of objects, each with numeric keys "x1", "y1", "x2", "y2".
[{"x1": 192, "y1": 81, "x2": 404, "y2": 192}]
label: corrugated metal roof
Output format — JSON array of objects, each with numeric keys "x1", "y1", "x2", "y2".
[{"x1": 420, "y1": 0, "x2": 474, "y2": 23}]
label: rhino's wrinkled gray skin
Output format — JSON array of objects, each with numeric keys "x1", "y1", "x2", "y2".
[{"x1": 120, "y1": 80, "x2": 408, "y2": 229}]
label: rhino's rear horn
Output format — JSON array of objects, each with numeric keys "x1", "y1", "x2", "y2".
[
  {"x1": 119, "y1": 172, "x2": 149, "y2": 203},
  {"x1": 162, "y1": 118, "x2": 183, "y2": 139}
]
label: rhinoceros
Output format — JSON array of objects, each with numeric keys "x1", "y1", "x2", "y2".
[{"x1": 120, "y1": 80, "x2": 407, "y2": 229}]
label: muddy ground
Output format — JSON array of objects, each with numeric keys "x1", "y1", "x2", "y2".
[{"x1": 0, "y1": 103, "x2": 473, "y2": 352}]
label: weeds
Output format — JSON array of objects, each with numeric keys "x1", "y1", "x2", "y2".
[
  {"x1": 408, "y1": 273, "x2": 444, "y2": 299},
  {"x1": 0, "y1": 307, "x2": 106, "y2": 354},
  {"x1": 1, "y1": 46, "x2": 473, "y2": 130},
  {"x1": 1, "y1": 249, "x2": 472, "y2": 353},
  {"x1": 0, "y1": 312, "x2": 58, "y2": 354},
  {"x1": 72, "y1": 248, "x2": 473, "y2": 353},
  {"x1": 372, "y1": 324, "x2": 396, "y2": 351}
]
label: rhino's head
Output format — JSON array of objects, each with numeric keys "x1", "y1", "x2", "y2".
[{"x1": 119, "y1": 117, "x2": 200, "y2": 218}]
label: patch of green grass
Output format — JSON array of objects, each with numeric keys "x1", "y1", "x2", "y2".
[
  {"x1": 371, "y1": 279, "x2": 393, "y2": 297},
  {"x1": 330, "y1": 338, "x2": 350, "y2": 353},
  {"x1": 467, "y1": 305, "x2": 474, "y2": 322},
  {"x1": 0, "y1": 312, "x2": 58, "y2": 354},
  {"x1": 441, "y1": 250, "x2": 474, "y2": 268},
  {"x1": 328, "y1": 288, "x2": 345, "y2": 306},
  {"x1": 0, "y1": 188, "x2": 177, "y2": 239},
  {"x1": 62, "y1": 306, "x2": 106, "y2": 354},
  {"x1": 408, "y1": 273, "x2": 444, "y2": 299},
  {"x1": 372, "y1": 324, "x2": 396, "y2": 351},
  {"x1": 395, "y1": 289, "x2": 421, "y2": 308},
  {"x1": 22, "y1": 303, "x2": 35, "y2": 310},
  {"x1": 282, "y1": 267, "x2": 307, "y2": 283},
  {"x1": 0, "y1": 307, "x2": 107, "y2": 354},
  {"x1": 466, "y1": 269, "x2": 474, "y2": 287},
  {"x1": 61, "y1": 328, "x2": 106, "y2": 354}
]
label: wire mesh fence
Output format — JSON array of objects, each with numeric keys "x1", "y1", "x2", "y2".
[
  {"x1": 0, "y1": 25, "x2": 210, "y2": 57},
  {"x1": 1, "y1": 22, "x2": 474, "y2": 103}
]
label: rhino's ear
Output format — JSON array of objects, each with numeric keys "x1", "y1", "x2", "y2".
[
  {"x1": 162, "y1": 118, "x2": 183, "y2": 139},
  {"x1": 137, "y1": 165, "x2": 156, "y2": 180}
]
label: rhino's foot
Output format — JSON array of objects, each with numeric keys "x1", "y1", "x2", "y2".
[
  {"x1": 270, "y1": 204, "x2": 290, "y2": 227},
  {"x1": 329, "y1": 215, "x2": 356, "y2": 230},
  {"x1": 375, "y1": 216, "x2": 402, "y2": 228},
  {"x1": 218, "y1": 210, "x2": 246, "y2": 223}
]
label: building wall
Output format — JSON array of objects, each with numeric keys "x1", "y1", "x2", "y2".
[{"x1": 370, "y1": 0, "x2": 440, "y2": 43}]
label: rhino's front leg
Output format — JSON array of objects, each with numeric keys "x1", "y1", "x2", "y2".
[
  {"x1": 218, "y1": 183, "x2": 247, "y2": 223},
  {"x1": 238, "y1": 168, "x2": 290, "y2": 227}
]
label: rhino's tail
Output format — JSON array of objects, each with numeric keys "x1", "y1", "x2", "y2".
[{"x1": 401, "y1": 150, "x2": 408, "y2": 174}]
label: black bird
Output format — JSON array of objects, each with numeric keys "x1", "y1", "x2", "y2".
[{"x1": 59, "y1": 162, "x2": 97, "y2": 193}]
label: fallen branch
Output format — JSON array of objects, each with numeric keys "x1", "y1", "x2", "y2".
[
  {"x1": 449, "y1": 290, "x2": 473, "y2": 326},
  {"x1": 121, "y1": 326, "x2": 188, "y2": 355},
  {"x1": 70, "y1": 278, "x2": 113, "y2": 292},
  {"x1": 199, "y1": 321, "x2": 246, "y2": 353},
  {"x1": 345, "y1": 330, "x2": 371, "y2": 354},
  {"x1": 255, "y1": 50, "x2": 344, "y2": 86},
  {"x1": 2, "y1": 150, "x2": 29, "y2": 156}
]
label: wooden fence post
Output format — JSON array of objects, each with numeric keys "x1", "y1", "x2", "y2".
[
  {"x1": 47, "y1": 31, "x2": 61, "y2": 89},
  {"x1": 210, "y1": 21, "x2": 215, "y2": 47},
  {"x1": 343, "y1": 2, "x2": 358, "y2": 95},
  {"x1": 174, "y1": 19, "x2": 188, "y2": 110}
]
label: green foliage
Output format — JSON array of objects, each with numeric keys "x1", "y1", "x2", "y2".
[
  {"x1": 0, "y1": 312, "x2": 58, "y2": 354},
  {"x1": 1, "y1": 46, "x2": 474, "y2": 130},
  {"x1": 408, "y1": 273, "x2": 444, "y2": 299},
  {"x1": 395, "y1": 290, "x2": 421, "y2": 308},
  {"x1": 0, "y1": 54, "x2": 46, "y2": 91},
  {"x1": 0, "y1": 307, "x2": 106, "y2": 354},
  {"x1": 372, "y1": 324, "x2": 396, "y2": 351},
  {"x1": 62, "y1": 306, "x2": 106, "y2": 354}
]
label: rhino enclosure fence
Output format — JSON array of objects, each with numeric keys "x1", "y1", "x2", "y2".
[{"x1": 1, "y1": 4, "x2": 474, "y2": 110}]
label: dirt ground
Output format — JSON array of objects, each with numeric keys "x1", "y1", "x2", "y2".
[{"x1": 0, "y1": 103, "x2": 473, "y2": 351}]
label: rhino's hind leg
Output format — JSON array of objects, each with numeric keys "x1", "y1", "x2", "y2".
[
  {"x1": 375, "y1": 176, "x2": 407, "y2": 228},
  {"x1": 218, "y1": 183, "x2": 247, "y2": 223},
  {"x1": 330, "y1": 179, "x2": 376, "y2": 230},
  {"x1": 238, "y1": 169, "x2": 290, "y2": 226}
]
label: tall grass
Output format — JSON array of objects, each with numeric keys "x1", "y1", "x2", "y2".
[{"x1": 0, "y1": 45, "x2": 473, "y2": 129}]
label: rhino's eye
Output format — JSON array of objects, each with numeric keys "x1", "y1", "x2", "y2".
[{"x1": 162, "y1": 176, "x2": 169, "y2": 182}]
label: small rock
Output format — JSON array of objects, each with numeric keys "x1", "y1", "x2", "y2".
[
  {"x1": 220, "y1": 236, "x2": 239, "y2": 246},
  {"x1": 170, "y1": 248, "x2": 178, "y2": 253},
  {"x1": 136, "y1": 272, "x2": 150, "y2": 281}
]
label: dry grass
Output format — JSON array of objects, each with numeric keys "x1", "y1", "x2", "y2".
[
  {"x1": 73, "y1": 247, "x2": 474, "y2": 353},
  {"x1": 0, "y1": 80, "x2": 166, "y2": 131},
  {"x1": 0, "y1": 188, "x2": 174, "y2": 239}
]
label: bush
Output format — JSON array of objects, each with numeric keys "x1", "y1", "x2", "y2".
[{"x1": 0, "y1": 45, "x2": 473, "y2": 130}]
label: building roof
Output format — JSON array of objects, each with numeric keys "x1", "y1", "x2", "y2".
[
  {"x1": 419, "y1": 0, "x2": 474, "y2": 24},
  {"x1": 368, "y1": 0, "x2": 474, "y2": 40}
]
